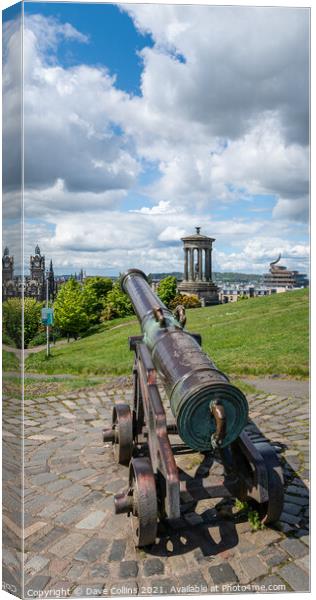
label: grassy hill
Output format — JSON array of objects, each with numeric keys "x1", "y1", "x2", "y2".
[{"x1": 24, "y1": 288, "x2": 309, "y2": 378}]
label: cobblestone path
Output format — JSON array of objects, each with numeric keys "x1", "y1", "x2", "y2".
[{"x1": 3, "y1": 378, "x2": 310, "y2": 596}]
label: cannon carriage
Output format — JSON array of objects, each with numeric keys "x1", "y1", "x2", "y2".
[{"x1": 103, "y1": 269, "x2": 284, "y2": 547}]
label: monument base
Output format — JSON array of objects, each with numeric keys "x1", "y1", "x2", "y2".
[{"x1": 178, "y1": 280, "x2": 220, "y2": 306}]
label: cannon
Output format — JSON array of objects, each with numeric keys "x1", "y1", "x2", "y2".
[{"x1": 103, "y1": 269, "x2": 284, "y2": 547}]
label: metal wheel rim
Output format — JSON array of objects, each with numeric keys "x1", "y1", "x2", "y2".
[
  {"x1": 129, "y1": 457, "x2": 158, "y2": 547},
  {"x1": 255, "y1": 441, "x2": 284, "y2": 524},
  {"x1": 112, "y1": 404, "x2": 133, "y2": 465}
]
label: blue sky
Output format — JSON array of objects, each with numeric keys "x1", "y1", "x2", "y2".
[
  {"x1": 24, "y1": 3, "x2": 154, "y2": 95},
  {"x1": 3, "y1": 3, "x2": 310, "y2": 275},
  {"x1": 3, "y1": 2, "x2": 21, "y2": 22}
]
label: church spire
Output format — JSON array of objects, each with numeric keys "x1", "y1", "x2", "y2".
[{"x1": 48, "y1": 258, "x2": 55, "y2": 301}]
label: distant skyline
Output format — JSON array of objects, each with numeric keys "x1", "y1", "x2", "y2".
[{"x1": 3, "y1": 3, "x2": 310, "y2": 276}]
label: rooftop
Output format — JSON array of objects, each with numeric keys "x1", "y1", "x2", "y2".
[{"x1": 181, "y1": 226, "x2": 215, "y2": 242}]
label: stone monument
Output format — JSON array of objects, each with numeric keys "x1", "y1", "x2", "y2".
[{"x1": 178, "y1": 227, "x2": 219, "y2": 305}]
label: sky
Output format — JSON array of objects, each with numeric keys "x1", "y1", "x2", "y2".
[{"x1": 2, "y1": 2, "x2": 310, "y2": 276}]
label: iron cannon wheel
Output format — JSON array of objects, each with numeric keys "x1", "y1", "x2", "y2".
[
  {"x1": 128, "y1": 457, "x2": 158, "y2": 547},
  {"x1": 112, "y1": 404, "x2": 134, "y2": 465},
  {"x1": 255, "y1": 441, "x2": 284, "y2": 524}
]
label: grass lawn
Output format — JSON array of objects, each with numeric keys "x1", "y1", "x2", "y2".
[
  {"x1": 186, "y1": 288, "x2": 309, "y2": 378},
  {"x1": 25, "y1": 317, "x2": 140, "y2": 376},
  {"x1": 24, "y1": 288, "x2": 309, "y2": 378},
  {"x1": 2, "y1": 349, "x2": 20, "y2": 372},
  {"x1": 2, "y1": 375, "x2": 106, "y2": 401}
]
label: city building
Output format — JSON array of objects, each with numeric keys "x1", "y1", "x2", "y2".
[
  {"x1": 263, "y1": 255, "x2": 309, "y2": 289},
  {"x1": 2, "y1": 245, "x2": 57, "y2": 301},
  {"x1": 219, "y1": 286, "x2": 275, "y2": 303}
]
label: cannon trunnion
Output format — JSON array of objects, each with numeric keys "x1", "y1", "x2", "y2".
[{"x1": 103, "y1": 269, "x2": 284, "y2": 547}]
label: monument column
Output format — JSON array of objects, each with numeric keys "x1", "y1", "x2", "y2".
[
  {"x1": 206, "y1": 248, "x2": 211, "y2": 281},
  {"x1": 184, "y1": 248, "x2": 189, "y2": 281},
  {"x1": 209, "y1": 247, "x2": 213, "y2": 281},
  {"x1": 189, "y1": 248, "x2": 194, "y2": 281},
  {"x1": 198, "y1": 249, "x2": 203, "y2": 280},
  {"x1": 203, "y1": 249, "x2": 208, "y2": 281}
]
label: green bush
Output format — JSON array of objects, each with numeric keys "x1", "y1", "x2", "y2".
[
  {"x1": 169, "y1": 293, "x2": 201, "y2": 310},
  {"x1": 2, "y1": 297, "x2": 42, "y2": 348},
  {"x1": 101, "y1": 282, "x2": 134, "y2": 320},
  {"x1": 2, "y1": 349, "x2": 19, "y2": 371},
  {"x1": 2, "y1": 331, "x2": 16, "y2": 347},
  {"x1": 28, "y1": 330, "x2": 49, "y2": 347},
  {"x1": 82, "y1": 277, "x2": 113, "y2": 324},
  {"x1": 157, "y1": 276, "x2": 177, "y2": 307},
  {"x1": 24, "y1": 298, "x2": 42, "y2": 347},
  {"x1": 2, "y1": 298, "x2": 22, "y2": 347},
  {"x1": 54, "y1": 278, "x2": 89, "y2": 338}
]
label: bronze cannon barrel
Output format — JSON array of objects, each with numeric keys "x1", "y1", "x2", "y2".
[{"x1": 121, "y1": 269, "x2": 248, "y2": 452}]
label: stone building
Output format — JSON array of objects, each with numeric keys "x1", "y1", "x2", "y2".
[
  {"x1": 263, "y1": 254, "x2": 309, "y2": 289},
  {"x1": 2, "y1": 245, "x2": 56, "y2": 301},
  {"x1": 178, "y1": 227, "x2": 219, "y2": 305}
]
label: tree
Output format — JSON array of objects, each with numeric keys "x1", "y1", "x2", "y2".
[
  {"x1": 84, "y1": 276, "x2": 113, "y2": 298},
  {"x1": 24, "y1": 298, "x2": 42, "y2": 346},
  {"x1": 157, "y1": 276, "x2": 177, "y2": 307},
  {"x1": 2, "y1": 298, "x2": 22, "y2": 348},
  {"x1": 2, "y1": 297, "x2": 42, "y2": 348},
  {"x1": 101, "y1": 282, "x2": 134, "y2": 320},
  {"x1": 54, "y1": 278, "x2": 89, "y2": 339},
  {"x1": 82, "y1": 277, "x2": 113, "y2": 323}
]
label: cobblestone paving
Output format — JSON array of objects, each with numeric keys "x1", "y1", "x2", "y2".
[{"x1": 3, "y1": 378, "x2": 310, "y2": 597}]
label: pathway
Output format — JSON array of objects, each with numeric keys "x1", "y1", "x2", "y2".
[
  {"x1": 2, "y1": 378, "x2": 310, "y2": 597},
  {"x1": 242, "y1": 377, "x2": 309, "y2": 399}
]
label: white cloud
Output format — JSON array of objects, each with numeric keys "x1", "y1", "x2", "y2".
[
  {"x1": 131, "y1": 200, "x2": 177, "y2": 215},
  {"x1": 241, "y1": 238, "x2": 309, "y2": 262},
  {"x1": 2, "y1": 7, "x2": 310, "y2": 275},
  {"x1": 25, "y1": 13, "x2": 89, "y2": 54},
  {"x1": 272, "y1": 198, "x2": 309, "y2": 222},
  {"x1": 119, "y1": 5, "x2": 309, "y2": 218},
  {"x1": 20, "y1": 8, "x2": 309, "y2": 218},
  {"x1": 2, "y1": 14, "x2": 139, "y2": 199},
  {"x1": 210, "y1": 117, "x2": 308, "y2": 200},
  {"x1": 215, "y1": 239, "x2": 309, "y2": 274},
  {"x1": 20, "y1": 205, "x2": 307, "y2": 275},
  {"x1": 158, "y1": 226, "x2": 186, "y2": 241},
  {"x1": 23, "y1": 179, "x2": 126, "y2": 218},
  {"x1": 125, "y1": 5, "x2": 309, "y2": 144}
]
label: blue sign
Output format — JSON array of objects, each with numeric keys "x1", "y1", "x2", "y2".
[{"x1": 41, "y1": 307, "x2": 54, "y2": 326}]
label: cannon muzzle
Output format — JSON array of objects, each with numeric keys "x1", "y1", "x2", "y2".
[{"x1": 121, "y1": 269, "x2": 248, "y2": 452}]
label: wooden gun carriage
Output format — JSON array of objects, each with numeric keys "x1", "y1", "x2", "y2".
[{"x1": 103, "y1": 269, "x2": 284, "y2": 547}]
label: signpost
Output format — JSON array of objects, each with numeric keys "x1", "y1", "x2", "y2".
[
  {"x1": 41, "y1": 308, "x2": 54, "y2": 326},
  {"x1": 41, "y1": 307, "x2": 54, "y2": 357},
  {"x1": 41, "y1": 273, "x2": 54, "y2": 357}
]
